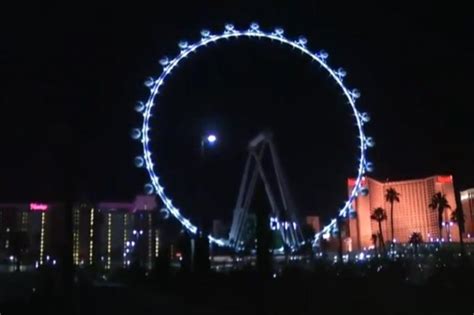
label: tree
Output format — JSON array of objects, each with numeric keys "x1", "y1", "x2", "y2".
[
  {"x1": 451, "y1": 207, "x2": 465, "y2": 254},
  {"x1": 429, "y1": 192, "x2": 451, "y2": 240},
  {"x1": 301, "y1": 223, "x2": 316, "y2": 259},
  {"x1": 371, "y1": 207, "x2": 387, "y2": 253},
  {"x1": 371, "y1": 233, "x2": 378, "y2": 250},
  {"x1": 177, "y1": 231, "x2": 192, "y2": 272},
  {"x1": 195, "y1": 231, "x2": 210, "y2": 274},
  {"x1": 319, "y1": 238, "x2": 329, "y2": 259},
  {"x1": 241, "y1": 213, "x2": 256, "y2": 249},
  {"x1": 385, "y1": 187, "x2": 400, "y2": 243},
  {"x1": 336, "y1": 217, "x2": 344, "y2": 264},
  {"x1": 256, "y1": 206, "x2": 272, "y2": 276},
  {"x1": 409, "y1": 232, "x2": 423, "y2": 257}
]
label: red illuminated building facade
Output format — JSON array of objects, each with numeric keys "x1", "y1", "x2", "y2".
[
  {"x1": 345, "y1": 175, "x2": 464, "y2": 251},
  {"x1": 305, "y1": 216, "x2": 321, "y2": 233},
  {"x1": 461, "y1": 188, "x2": 474, "y2": 237}
]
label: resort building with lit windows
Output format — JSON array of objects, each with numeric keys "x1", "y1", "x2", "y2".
[
  {"x1": 0, "y1": 202, "x2": 64, "y2": 270},
  {"x1": 0, "y1": 195, "x2": 161, "y2": 271},
  {"x1": 345, "y1": 175, "x2": 465, "y2": 251},
  {"x1": 461, "y1": 188, "x2": 474, "y2": 237},
  {"x1": 72, "y1": 203, "x2": 97, "y2": 267},
  {"x1": 96, "y1": 195, "x2": 160, "y2": 270}
]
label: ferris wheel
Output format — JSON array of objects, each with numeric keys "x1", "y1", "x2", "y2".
[{"x1": 131, "y1": 23, "x2": 374, "y2": 248}]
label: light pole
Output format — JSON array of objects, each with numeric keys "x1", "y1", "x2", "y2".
[{"x1": 193, "y1": 133, "x2": 217, "y2": 271}]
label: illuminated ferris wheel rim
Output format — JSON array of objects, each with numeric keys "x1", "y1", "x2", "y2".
[{"x1": 133, "y1": 23, "x2": 374, "y2": 247}]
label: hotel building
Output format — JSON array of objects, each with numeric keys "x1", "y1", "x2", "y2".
[
  {"x1": 461, "y1": 188, "x2": 474, "y2": 236},
  {"x1": 97, "y1": 195, "x2": 159, "y2": 270},
  {"x1": 0, "y1": 202, "x2": 64, "y2": 269},
  {"x1": 346, "y1": 175, "x2": 462, "y2": 251},
  {"x1": 0, "y1": 195, "x2": 161, "y2": 271}
]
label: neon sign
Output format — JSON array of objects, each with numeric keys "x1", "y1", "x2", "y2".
[
  {"x1": 30, "y1": 203, "x2": 48, "y2": 211},
  {"x1": 436, "y1": 175, "x2": 453, "y2": 184}
]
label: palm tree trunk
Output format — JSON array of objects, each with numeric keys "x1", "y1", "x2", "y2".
[
  {"x1": 256, "y1": 204, "x2": 272, "y2": 276},
  {"x1": 459, "y1": 225, "x2": 465, "y2": 255},
  {"x1": 378, "y1": 221, "x2": 385, "y2": 252},
  {"x1": 337, "y1": 218, "x2": 343, "y2": 263},
  {"x1": 16, "y1": 255, "x2": 21, "y2": 272},
  {"x1": 390, "y1": 202, "x2": 394, "y2": 243},
  {"x1": 438, "y1": 208, "x2": 443, "y2": 242}
]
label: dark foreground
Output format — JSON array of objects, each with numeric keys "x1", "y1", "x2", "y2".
[{"x1": 1, "y1": 257, "x2": 473, "y2": 315}]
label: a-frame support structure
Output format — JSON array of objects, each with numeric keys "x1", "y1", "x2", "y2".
[{"x1": 229, "y1": 131, "x2": 304, "y2": 251}]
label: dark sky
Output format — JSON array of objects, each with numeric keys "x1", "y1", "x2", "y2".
[{"x1": 0, "y1": 2, "x2": 473, "y2": 222}]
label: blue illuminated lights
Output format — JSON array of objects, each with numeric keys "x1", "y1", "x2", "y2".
[
  {"x1": 135, "y1": 23, "x2": 373, "y2": 248},
  {"x1": 134, "y1": 156, "x2": 145, "y2": 168}
]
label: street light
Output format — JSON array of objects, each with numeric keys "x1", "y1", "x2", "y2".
[
  {"x1": 201, "y1": 133, "x2": 217, "y2": 157},
  {"x1": 207, "y1": 134, "x2": 217, "y2": 144},
  {"x1": 196, "y1": 132, "x2": 218, "y2": 269}
]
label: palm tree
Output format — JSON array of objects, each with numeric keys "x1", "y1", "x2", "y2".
[
  {"x1": 336, "y1": 216, "x2": 344, "y2": 263},
  {"x1": 371, "y1": 207, "x2": 387, "y2": 252},
  {"x1": 409, "y1": 232, "x2": 423, "y2": 257},
  {"x1": 451, "y1": 207, "x2": 465, "y2": 254},
  {"x1": 429, "y1": 192, "x2": 451, "y2": 240},
  {"x1": 385, "y1": 187, "x2": 400, "y2": 243},
  {"x1": 371, "y1": 233, "x2": 378, "y2": 250}
]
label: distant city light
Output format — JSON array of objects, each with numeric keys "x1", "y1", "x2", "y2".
[{"x1": 270, "y1": 217, "x2": 279, "y2": 230}]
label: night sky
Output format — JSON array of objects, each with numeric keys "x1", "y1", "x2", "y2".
[{"x1": 1, "y1": 2, "x2": 473, "y2": 223}]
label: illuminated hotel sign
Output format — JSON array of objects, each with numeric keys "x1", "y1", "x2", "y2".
[
  {"x1": 436, "y1": 175, "x2": 453, "y2": 184},
  {"x1": 347, "y1": 177, "x2": 367, "y2": 187},
  {"x1": 30, "y1": 203, "x2": 48, "y2": 211}
]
